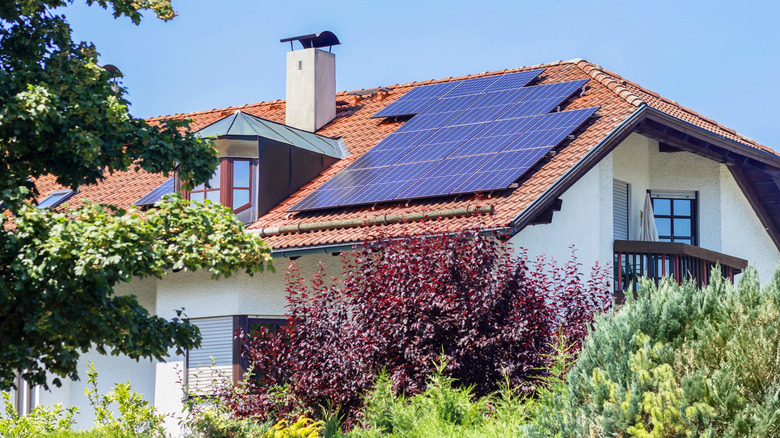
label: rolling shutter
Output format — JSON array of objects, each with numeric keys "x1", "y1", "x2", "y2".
[
  {"x1": 613, "y1": 180, "x2": 629, "y2": 240},
  {"x1": 187, "y1": 316, "x2": 234, "y2": 395}
]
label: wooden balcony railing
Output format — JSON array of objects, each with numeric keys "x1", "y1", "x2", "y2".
[{"x1": 614, "y1": 240, "x2": 748, "y2": 294}]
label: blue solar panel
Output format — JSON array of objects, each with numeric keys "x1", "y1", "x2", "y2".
[
  {"x1": 372, "y1": 129, "x2": 437, "y2": 152},
  {"x1": 290, "y1": 168, "x2": 385, "y2": 211},
  {"x1": 443, "y1": 76, "x2": 502, "y2": 97},
  {"x1": 524, "y1": 79, "x2": 587, "y2": 101},
  {"x1": 453, "y1": 148, "x2": 551, "y2": 193},
  {"x1": 444, "y1": 104, "x2": 514, "y2": 126},
  {"x1": 342, "y1": 162, "x2": 437, "y2": 205},
  {"x1": 395, "y1": 112, "x2": 461, "y2": 133},
  {"x1": 469, "y1": 88, "x2": 533, "y2": 108},
  {"x1": 134, "y1": 177, "x2": 175, "y2": 206},
  {"x1": 484, "y1": 69, "x2": 545, "y2": 92},
  {"x1": 499, "y1": 98, "x2": 561, "y2": 119},
  {"x1": 371, "y1": 81, "x2": 461, "y2": 118},
  {"x1": 397, "y1": 155, "x2": 494, "y2": 199},
  {"x1": 418, "y1": 122, "x2": 490, "y2": 146},
  {"x1": 348, "y1": 148, "x2": 414, "y2": 169},
  {"x1": 503, "y1": 107, "x2": 599, "y2": 151},
  {"x1": 418, "y1": 94, "x2": 482, "y2": 115},
  {"x1": 448, "y1": 116, "x2": 542, "y2": 157}
]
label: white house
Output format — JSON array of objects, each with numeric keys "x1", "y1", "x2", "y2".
[{"x1": 27, "y1": 32, "x2": 780, "y2": 433}]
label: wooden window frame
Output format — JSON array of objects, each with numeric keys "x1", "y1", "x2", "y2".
[{"x1": 184, "y1": 158, "x2": 253, "y2": 213}]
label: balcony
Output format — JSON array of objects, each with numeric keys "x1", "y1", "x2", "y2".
[{"x1": 613, "y1": 240, "x2": 748, "y2": 294}]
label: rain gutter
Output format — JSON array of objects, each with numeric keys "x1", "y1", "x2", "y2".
[{"x1": 248, "y1": 205, "x2": 496, "y2": 258}]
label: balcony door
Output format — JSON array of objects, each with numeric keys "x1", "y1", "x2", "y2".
[{"x1": 613, "y1": 180, "x2": 630, "y2": 240}]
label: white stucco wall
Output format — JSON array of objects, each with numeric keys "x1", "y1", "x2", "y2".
[
  {"x1": 36, "y1": 277, "x2": 158, "y2": 429},
  {"x1": 152, "y1": 254, "x2": 342, "y2": 434},
  {"x1": 510, "y1": 154, "x2": 614, "y2": 272}
]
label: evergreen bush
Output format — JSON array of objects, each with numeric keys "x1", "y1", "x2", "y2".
[{"x1": 533, "y1": 267, "x2": 780, "y2": 437}]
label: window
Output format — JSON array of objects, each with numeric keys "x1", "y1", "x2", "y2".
[
  {"x1": 37, "y1": 189, "x2": 75, "y2": 208},
  {"x1": 651, "y1": 191, "x2": 698, "y2": 245},
  {"x1": 185, "y1": 158, "x2": 253, "y2": 213},
  {"x1": 613, "y1": 180, "x2": 630, "y2": 240},
  {"x1": 185, "y1": 315, "x2": 285, "y2": 395}
]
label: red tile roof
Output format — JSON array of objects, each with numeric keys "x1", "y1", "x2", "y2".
[{"x1": 29, "y1": 59, "x2": 777, "y2": 250}]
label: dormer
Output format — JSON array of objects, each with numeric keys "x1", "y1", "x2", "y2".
[{"x1": 177, "y1": 110, "x2": 347, "y2": 223}]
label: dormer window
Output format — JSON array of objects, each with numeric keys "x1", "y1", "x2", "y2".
[
  {"x1": 186, "y1": 158, "x2": 253, "y2": 213},
  {"x1": 37, "y1": 189, "x2": 75, "y2": 209}
]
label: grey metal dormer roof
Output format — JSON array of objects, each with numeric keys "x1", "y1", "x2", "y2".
[{"x1": 195, "y1": 110, "x2": 349, "y2": 159}]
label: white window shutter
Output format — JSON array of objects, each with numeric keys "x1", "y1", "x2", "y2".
[
  {"x1": 613, "y1": 180, "x2": 629, "y2": 240},
  {"x1": 187, "y1": 316, "x2": 234, "y2": 395}
]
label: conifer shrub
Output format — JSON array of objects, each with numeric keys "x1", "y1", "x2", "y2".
[
  {"x1": 532, "y1": 267, "x2": 780, "y2": 437},
  {"x1": 237, "y1": 227, "x2": 611, "y2": 423}
]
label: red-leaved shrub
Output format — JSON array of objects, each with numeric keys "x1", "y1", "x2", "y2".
[{"x1": 233, "y1": 227, "x2": 611, "y2": 423}]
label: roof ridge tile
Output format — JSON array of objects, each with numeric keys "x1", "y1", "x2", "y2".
[{"x1": 571, "y1": 59, "x2": 644, "y2": 108}]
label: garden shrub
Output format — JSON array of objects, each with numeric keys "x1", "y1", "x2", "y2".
[
  {"x1": 238, "y1": 227, "x2": 611, "y2": 422},
  {"x1": 0, "y1": 363, "x2": 165, "y2": 438},
  {"x1": 532, "y1": 267, "x2": 780, "y2": 437}
]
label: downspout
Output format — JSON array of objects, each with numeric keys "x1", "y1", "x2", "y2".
[
  {"x1": 250, "y1": 204, "x2": 495, "y2": 237},
  {"x1": 510, "y1": 104, "x2": 649, "y2": 230}
]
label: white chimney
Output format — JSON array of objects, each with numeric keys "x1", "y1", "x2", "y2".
[{"x1": 281, "y1": 31, "x2": 340, "y2": 132}]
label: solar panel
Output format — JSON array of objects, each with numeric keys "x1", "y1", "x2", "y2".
[
  {"x1": 503, "y1": 107, "x2": 598, "y2": 151},
  {"x1": 448, "y1": 116, "x2": 542, "y2": 157},
  {"x1": 444, "y1": 104, "x2": 514, "y2": 126},
  {"x1": 371, "y1": 82, "x2": 461, "y2": 118},
  {"x1": 453, "y1": 148, "x2": 551, "y2": 193},
  {"x1": 443, "y1": 76, "x2": 501, "y2": 97},
  {"x1": 469, "y1": 88, "x2": 533, "y2": 108},
  {"x1": 134, "y1": 177, "x2": 175, "y2": 206},
  {"x1": 342, "y1": 162, "x2": 438, "y2": 205},
  {"x1": 397, "y1": 154, "x2": 494, "y2": 199},
  {"x1": 348, "y1": 148, "x2": 415, "y2": 169},
  {"x1": 290, "y1": 168, "x2": 385, "y2": 211},
  {"x1": 394, "y1": 112, "x2": 461, "y2": 133},
  {"x1": 292, "y1": 69, "x2": 597, "y2": 212},
  {"x1": 418, "y1": 94, "x2": 482, "y2": 115},
  {"x1": 484, "y1": 68, "x2": 545, "y2": 92}
]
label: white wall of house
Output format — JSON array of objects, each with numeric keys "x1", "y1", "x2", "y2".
[
  {"x1": 36, "y1": 277, "x2": 158, "y2": 430},
  {"x1": 511, "y1": 154, "x2": 614, "y2": 273},
  {"x1": 153, "y1": 254, "x2": 340, "y2": 434}
]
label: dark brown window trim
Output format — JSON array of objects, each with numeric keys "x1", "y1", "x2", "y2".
[{"x1": 183, "y1": 158, "x2": 254, "y2": 214}]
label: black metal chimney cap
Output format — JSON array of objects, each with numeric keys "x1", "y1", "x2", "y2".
[{"x1": 280, "y1": 31, "x2": 341, "y2": 50}]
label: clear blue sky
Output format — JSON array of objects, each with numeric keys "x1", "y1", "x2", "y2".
[{"x1": 61, "y1": 0, "x2": 780, "y2": 148}]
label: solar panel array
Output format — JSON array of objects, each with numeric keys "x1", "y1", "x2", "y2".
[
  {"x1": 134, "y1": 177, "x2": 175, "y2": 207},
  {"x1": 291, "y1": 69, "x2": 599, "y2": 212}
]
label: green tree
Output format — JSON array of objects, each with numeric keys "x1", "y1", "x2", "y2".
[{"x1": 0, "y1": 0, "x2": 272, "y2": 389}]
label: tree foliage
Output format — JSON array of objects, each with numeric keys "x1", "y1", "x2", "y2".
[
  {"x1": 0, "y1": 0, "x2": 272, "y2": 389},
  {"x1": 235, "y1": 228, "x2": 611, "y2": 423}
]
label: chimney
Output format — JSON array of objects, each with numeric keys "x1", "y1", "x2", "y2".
[{"x1": 281, "y1": 31, "x2": 340, "y2": 132}]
